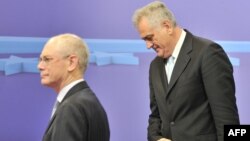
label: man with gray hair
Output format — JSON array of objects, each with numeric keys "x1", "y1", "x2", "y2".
[
  {"x1": 132, "y1": 1, "x2": 239, "y2": 141},
  {"x1": 38, "y1": 33, "x2": 110, "y2": 141}
]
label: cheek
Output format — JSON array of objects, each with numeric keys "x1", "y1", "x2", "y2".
[
  {"x1": 153, "y1": 35, "x2": 164, "y2": 48},
  {"x1": 49, "y1": 67, "x2": 63, "y2": 79},
  {"x1": 43, "y1": 67, "x2": 61, "y2": 83},
  {"x1": 46, "y1": 62, "x2": 67, "y2": 78}
]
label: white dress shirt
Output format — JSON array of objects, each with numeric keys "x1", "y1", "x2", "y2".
[
  {"x1": 165, "y1": 30, "x2": 186, "y2": 83},
  {"x1": 51, "y1": 79, "x2": 84, "y2": 118}
]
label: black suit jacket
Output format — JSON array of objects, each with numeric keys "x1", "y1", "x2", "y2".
[
  {"x1": 42, "y1": 81, "x2": 110, "y2": 141},
  {"x1": 148, "y1": 30, "x2": 239, "y2": 141}
]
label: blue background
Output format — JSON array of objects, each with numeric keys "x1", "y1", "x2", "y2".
[{"x1": 0, "y1": 0, "x2": 249, "y2": 141}]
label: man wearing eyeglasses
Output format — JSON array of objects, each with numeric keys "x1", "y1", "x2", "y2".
[{"x1": 38, "y1": 33, "x2": 110, "y2": 141}]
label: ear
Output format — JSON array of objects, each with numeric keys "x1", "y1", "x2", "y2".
[
  {"x1": 67, "y1": 55, "x2": 78, "y2": 72},
  {"x1": 162, "y1": 20, "x2": 173, "y2": 35}
]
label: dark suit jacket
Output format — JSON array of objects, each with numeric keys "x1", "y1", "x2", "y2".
[
  {"x1": 148, "y1": 30, "x2": 239, "y2": 141},
  {"x1": 42, "y1": 81, "x2": 110, "y2": 141}
]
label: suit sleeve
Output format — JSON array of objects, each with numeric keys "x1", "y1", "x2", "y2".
[
  {"x1": 147, "y1": 62, "x2": 163, "y2": 141},
  {"x1": 201, "y1": 43, "x2": 240, "y2": 141},
  {"x1": 51, "y1": 102, "x2": 88, "y2": 141}
]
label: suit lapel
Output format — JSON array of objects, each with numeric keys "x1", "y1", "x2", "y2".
[
  {"x1": 44, "y1": 81, "x2": 89, "y2": 135},
  {"x1": 44, "y1": 113, "x2": 57, "y2": 135},
  {"x1": 158, "y1": 58, "x2": 168, "y2": 95},
  {"x1": 166, "y1": 31, "x2": 193, "y2": 97}
]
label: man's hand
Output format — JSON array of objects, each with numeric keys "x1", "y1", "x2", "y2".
[{"x1": 157, "y1": 138, "x2": 171, "y2": 141}]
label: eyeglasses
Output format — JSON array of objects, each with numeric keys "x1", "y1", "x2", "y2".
[
  {"x1": 39, "y1": 55, "x2": 70, "y2": 65},
  {"x1": 39, "y1": 56, "x2": 55, "y2": 65}
]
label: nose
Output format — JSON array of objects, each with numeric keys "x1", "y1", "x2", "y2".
[
  {"x1": 37, "y1": 60, "x2": 44, "y2": 71},
  {"x1": 146, "y1": 41, "x2": 154, "y2": 49}
]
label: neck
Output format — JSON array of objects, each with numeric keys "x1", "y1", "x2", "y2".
[{"x1": 54, "y1": 74, "x2": 83, "y2": 93}]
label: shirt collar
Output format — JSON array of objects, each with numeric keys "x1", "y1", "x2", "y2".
[
  {"x1": 57, "y1": 79, "x2": 84, "y2": 103},
  {"x1": 171, "y1": 29, "x2": 186, "y2": 60}
]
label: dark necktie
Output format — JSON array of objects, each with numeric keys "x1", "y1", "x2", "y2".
[{"x1": 51, "y1": 100, "x2": 59, "y2": 118}]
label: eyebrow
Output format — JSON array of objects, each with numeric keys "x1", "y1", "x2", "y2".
[{"x1": 142, "y1": 34, "x2": 153, "y2": 41}]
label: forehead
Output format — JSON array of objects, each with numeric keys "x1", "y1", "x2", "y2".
[
  {"x1": 137, "y1": 18, "x2": 154, "y2": 39},
  {"x1": 40, "y1": 41, "x2": 60, "y2": 57}
]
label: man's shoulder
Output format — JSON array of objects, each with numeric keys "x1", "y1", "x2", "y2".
[
  {"x1": 59, "y1": 89, "x2": 103, "y2": 115},
  {"x1": 68, "y1": 88, "x2": 97, "y2": 103},
  {"x1": 150, "y1": 56, "x2": 164, "y2": 67},
  {"x1": 185, "y1": 29, "x2": 216, "y2": 46}
]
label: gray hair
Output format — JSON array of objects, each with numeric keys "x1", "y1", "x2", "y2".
[
  {"x1": 47, "y1": 33, "x2": 89, "y2": 73},
  {"x1": 132, "y1": 1, "x2": 177, "y2": 28}
]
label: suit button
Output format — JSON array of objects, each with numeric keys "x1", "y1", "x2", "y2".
[{"x1": 170, "y1": 121, "x2": 175, "y2": 125}]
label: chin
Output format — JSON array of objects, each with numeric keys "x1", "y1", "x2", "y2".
[
  {"x1": 41, "y1": 80, "x2": 49, "y2": 86},
  {"x1": 157, "y1": 53, "x2": 165, "y2": 58}
]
